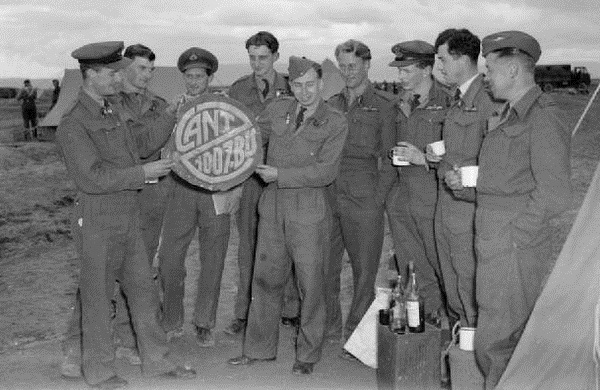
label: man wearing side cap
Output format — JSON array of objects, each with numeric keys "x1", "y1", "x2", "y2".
[
  {"x1": 431, "y1": 28, "x2": 499, "y2": 329},
  {"x1": 156, "y1": 47, "x2": 242, "y2": 348},
  {"x1": 225, "y1": 31, "x2": 299, "y2": 336},
  {"x1": 228, "y1": 56, "x2": 348, "y2": 375},
  {"x1": 325, "y1": 39, "x2": 396, "y2": 356},
  {"x1": 385, "y1": 40, "x2": 450, "y2": 329},
  {"x1": 56, "y1": 41, "x2": 195, "y2": 388},
  {"x1": 472, "y1": 31, "x2": 571, "y2": 388}
]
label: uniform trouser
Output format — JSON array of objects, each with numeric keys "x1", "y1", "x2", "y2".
[
  {"x1": 435, "y1": 189, "x2": 477, "y2": 326},
  {"x1": 325, "y1": 171, "x2": 384, "y2": 340},
  {"x1": 113, "y1": 177, "x2": 171, "y2": 349},
  {"x1": 244, "y1": 186, "x2": 329, "y2": 363},
  {"x1": 234, "y1": 175, "x2": 299, "y2": 320},
  {"x1": 22, "y1": 107, "x2": 37, "y2": 137},
  {"x1": 386, "y1": 183, "x2": 443, "y2": 316},
  {"x1": 474, "y1": 207, "x2": 553, "y2": 389},
  {"x1": 77, "y1": 193, "x2": 174, "y2": 385},
  {"x1": 158, "y1": 181, "x2": 230, "y2": 332}
]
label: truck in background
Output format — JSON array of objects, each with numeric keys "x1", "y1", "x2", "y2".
[{"x1": 535, "y1": 64, "x2": 591, "y2": 94}]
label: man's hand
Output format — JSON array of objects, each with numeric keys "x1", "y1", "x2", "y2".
[
  {"x1": 255, "y1": 164, "x2": 278, "y2": 183},
  {"x1": 425, "y1": 143, "x2": 443, "y2": 163},
  {"x1": 397, "y1": 141, "x2": 426, "y2": 166},
  {"x1": 143, "y1": 159, "x2": 174, "y2": 181},
  {"x1": 444, "y1": 166, "x2": 463, "y2": 190}
]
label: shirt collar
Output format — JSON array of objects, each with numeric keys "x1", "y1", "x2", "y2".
[
  {"x1": 459, "y1": 73, "x2": 479, "y2": 96},
  {"x1": 511, "y1": 85, "x2": 542, "y2": 119}
]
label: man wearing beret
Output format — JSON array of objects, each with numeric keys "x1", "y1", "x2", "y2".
[
  {"x1": 228, "y1": 56, "x2": 348, "y2": 375},
  {"x1": 325, "y1": 39, "x2": 396, "y2": 357},
  {"x1": 431, "y1": 28, "x2": 499, "y2": 329},
  {"x1": 157, "y1": 47, "x2": 242, "y2": 348},
  {"x1": 385, "y1": 39, "x2": 450, "y2": 329},
  {"x1": 472, "y1": 31, "x2": 571, "y2": 388},
  {"x1": 225, "y1": 31, "x2": 299, "y2": 336},
  {"x1": 56, "y1": 41, "x2": 195, "y2": 388}
]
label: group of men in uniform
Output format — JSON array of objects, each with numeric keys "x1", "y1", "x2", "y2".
[{"x1": 57, "y1": 26, "x2": 571, "y2": 389}]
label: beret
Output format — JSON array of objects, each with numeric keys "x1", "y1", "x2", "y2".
[
  {"x1": 481, "y1": 31, "x2": 541, "y2": 62},
  {"x1": 177, "y1": 47, "x2": 219, "y2": 74},
  {"x1": 71, "y1": 41, "x2": 132, "y2": 70},
  {"x1": 389, "y1": 40, "x2": 435, "y2": 67},
  {"x1": 288, "y1": 56, "x2": 321, "y2": 81}
]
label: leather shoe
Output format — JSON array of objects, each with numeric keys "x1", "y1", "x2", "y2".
[
  {"x1": 227, "y1": 355, "x2": 276, "y2": 366},
  {"x1": 158, "y1": 365, "x2": 197, "y2": 380},
  {"x1": 281, "y1": 316, "x2": 300, "y2": 328},
  {"x1": 92, "y1": 375, "x2": 128, "y2": 389},
  {"x1": 292, "y1": 361, "x2": 314, "y2": 375}
]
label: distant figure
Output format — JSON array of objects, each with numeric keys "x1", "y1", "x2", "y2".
[
  {"x1": 16, "y1": 79, "x2": 38, "y2": 140},
  {"x1": 50, "y1": 79, "x2": 60, "y2": 109}
]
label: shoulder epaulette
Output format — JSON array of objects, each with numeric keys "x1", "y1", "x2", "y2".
[{"x1": 231, "y1": 74, "x2": 253, "y2": 87}]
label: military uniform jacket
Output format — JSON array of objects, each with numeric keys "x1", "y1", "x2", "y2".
[
  {"x1": 258, "y1": 98, "x2": 348, "y2": 188},
  {"x1": 117, "y1": 89, "x2": 170, "y2": 163},
  {"x1": 439, "y1": 74, "x2": 499, "y2": 201},
  {"x1": 327, "y1": 82, "x2": 397, "y2": 202},
  {"x1": 394, "y1": 82, "x2": 450, "y2": 212},
  {"x1": 477, "y1": 85, "x2": 572, "y2": 246},
  {"x1": 56, "y1": 89, "x2": 176, "y2": 194},
  {"x1": 228, "y1": 72, "x2": 291, "y2": 117}
]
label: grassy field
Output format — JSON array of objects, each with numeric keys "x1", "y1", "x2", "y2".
[{"x1": 0, "y1": 85, "x2": 598, "y2": 358}]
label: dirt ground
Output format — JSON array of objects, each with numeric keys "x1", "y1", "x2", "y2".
[{"x1": 0, "y1": 87, "x2": 599, "y2": 389}]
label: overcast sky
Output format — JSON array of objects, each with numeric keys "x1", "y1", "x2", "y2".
[{"x1": 2, "y1": 0, "x2": 599, "y2": 79}]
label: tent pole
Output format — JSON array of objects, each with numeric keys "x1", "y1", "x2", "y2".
[{"x1": 572, "y1": 82, "x2": 600, "y2": 137}]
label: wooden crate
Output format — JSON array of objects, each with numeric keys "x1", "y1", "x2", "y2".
[{"x1": 377, "y1": 323, "x2": 442, "y2": 390}]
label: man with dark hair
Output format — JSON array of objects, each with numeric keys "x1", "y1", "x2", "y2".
[
  {"x1": 16, "y1": 79, "x2": 38, "y2": 140},
  {"x1": 56, "y1": 41, "x2": 195, "y2": 388},
  {"x1": 325, "y1": 39, "x2": 396, "y2": 359},
  {"x1": 50, "y1": 79, "x2": 60, "y2": 109},
  {"x1": 226, "y1": 31, "x2": 299, "y2": 336},
  {"x1": 385, "y1": 40, "x2": 450, "y2": 331},
  {"x1": 430, "y1": 28, "x2": 498, "y2": 328},
  {"x1": 471, "y1": 31, "x2": 571, "y2": 388},
  {"x1": 157, "y1": 47, "x2": 242, "y2": 348},
  {"x1": 228, "y1": 56, "x2": 348, "y2": 375}
]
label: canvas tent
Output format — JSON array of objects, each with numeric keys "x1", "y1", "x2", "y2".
[
  {"x1": 39, "y1": 67, "x2": 185, "y2": 129},
  {"x1": 39, "y1": 60, "x2": 344, "y2": 132}
]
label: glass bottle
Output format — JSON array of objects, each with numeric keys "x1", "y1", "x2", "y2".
[
  {"x1": 389, "y1": 274, "x2": 406, "y2": 334},
  {"x1": 405, "y1": 261, "x2": 425, "y2": 333}
]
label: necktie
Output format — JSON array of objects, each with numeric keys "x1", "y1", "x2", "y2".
[
  {"x1": 454, "y1": 88, "x2": 461, "y2": 102},
  {"x1": 295, "y1": 107, "x2": 307, "y2": 130},
  {"x1": 410, "y1": 94, "x2": 421, "y2": 112},
  {"x1": 262, "y1": 79, "x2": 270, "y2": 99}
]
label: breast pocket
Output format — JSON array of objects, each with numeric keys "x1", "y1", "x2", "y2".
[
  {"x1": 297, "y1": 127, "x2": 328, "y2": 159},
  {"x1": 84, "y1": 120, "x2": 122, "y2": 159},
  {"x1": 350, "y1": 112, "x2": 379, "y2": 149}
]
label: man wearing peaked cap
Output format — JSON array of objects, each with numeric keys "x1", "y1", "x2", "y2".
[
  {"x1": 157, "y1": 46, "x2": 243, "y2": 349},
  {"x1": 56, "y1": 41, "x2": 195, "y2": 387},
  {"x1": 464, "y1": 30, "x2": 572, "y2": 389},
  {"x1": 177, "y1": 47, "x2": 219, "y2": 74},
  {"x1": 225, "y1": 31, "x2": 299, "y2": 337},
  {"x1": 229, "y1": 55, "x2": 348, "y2": 375},
  {"x1": 389, "y1": 40, "x2": 436, "y2": 67},
  {"x1": 325, "y1": 39, "x2": 396, "y2": 361},
  {"x1": 384, "y1": 38, "x2": 449, "y2": 335}
]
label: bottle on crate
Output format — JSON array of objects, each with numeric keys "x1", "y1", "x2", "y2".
[
  {"x1": 405, "y1": 261, "x2": 425, "y2": 333},
  {"x1": 389, "y1": 274, "x2": 406, "y2": 334}
]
